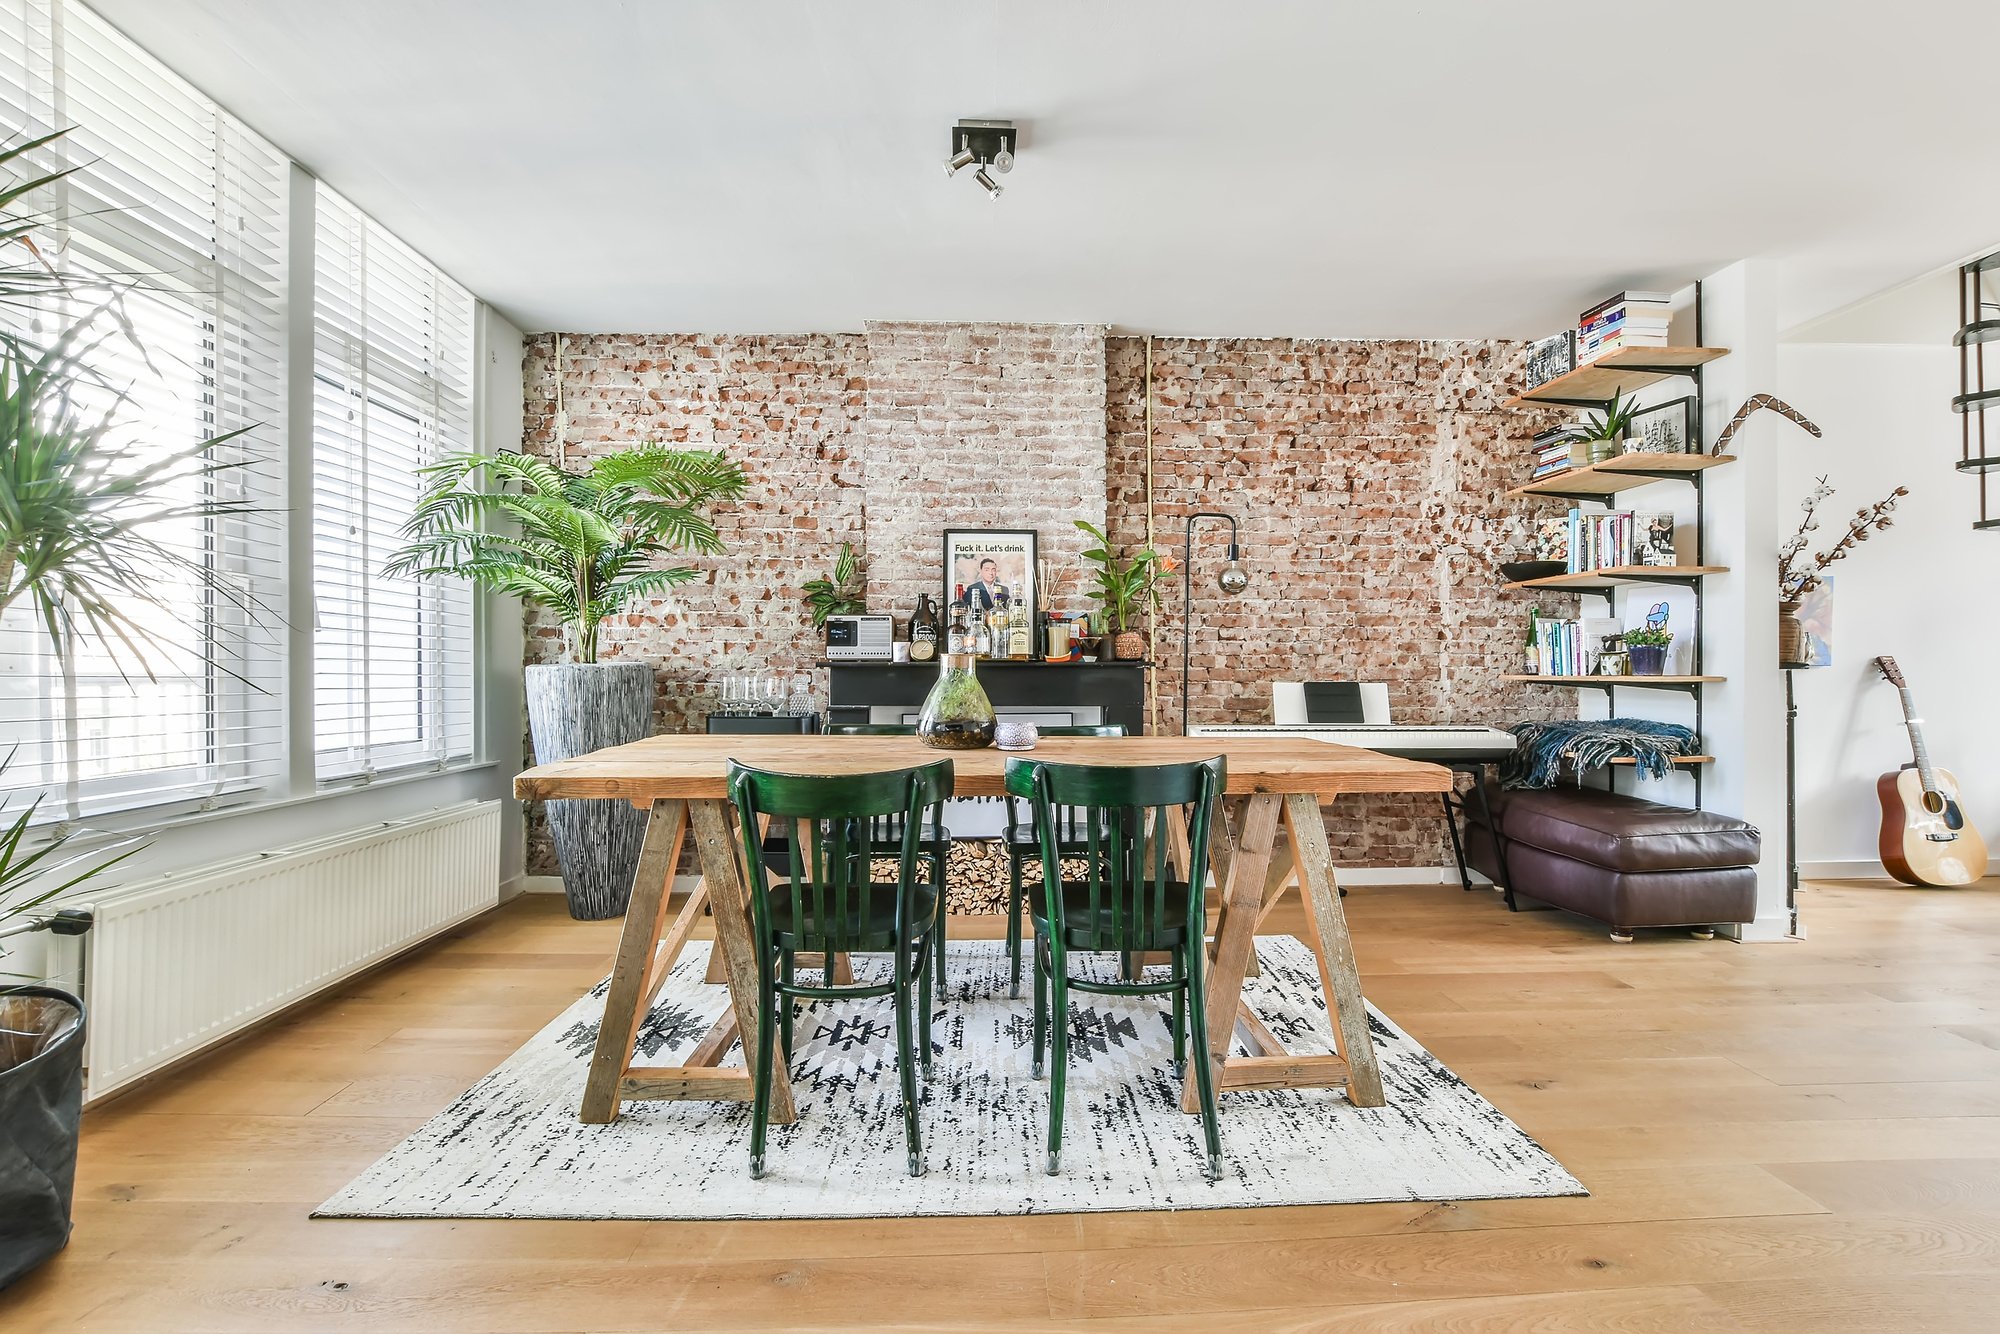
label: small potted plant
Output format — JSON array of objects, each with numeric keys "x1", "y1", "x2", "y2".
[
  {"x1": 803, "y1": 540, "x2": 865, "y2": 627},
  {"x1": 1568, "y1": 389, "x2": 1645, "y2": 465},
  {"x1": 1074, "y1": 520, "x2": 1163, "y2": 661},
  {"x1": 1623, "y1": 624, "x2": 1674, "y2": 675}
]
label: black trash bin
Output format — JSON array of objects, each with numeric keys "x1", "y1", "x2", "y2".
[{"x1": 0, "y1": 986, "x2": 85, "y2": 1290}]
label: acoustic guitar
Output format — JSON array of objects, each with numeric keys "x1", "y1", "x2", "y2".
[{"x1": 1873, "y1": 656, "x2": 1989, "y2": 886}]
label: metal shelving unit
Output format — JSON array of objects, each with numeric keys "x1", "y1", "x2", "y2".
[
  {"x1": 1955, "y1": 249, "x2": 2000, "y2": 531},
  {"x1": 1503, "y1": 285, "x2": 1731, "y2": 808}
]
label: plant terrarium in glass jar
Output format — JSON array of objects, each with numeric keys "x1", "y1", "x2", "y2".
[{"x1": 916, "y1": 652, "x2": 996, "y2": 750}]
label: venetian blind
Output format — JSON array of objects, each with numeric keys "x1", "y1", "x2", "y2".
[
  {"x1": 310, "y1": 182, "x2": 476, "y2": 785},
  {"x1": 0, "y1": 0, "x2": 289, "y2": 824}
]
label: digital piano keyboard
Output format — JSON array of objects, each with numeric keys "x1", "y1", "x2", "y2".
[{"x1": 1187, "y1": 724, "x2": 1516, "y2": 763}]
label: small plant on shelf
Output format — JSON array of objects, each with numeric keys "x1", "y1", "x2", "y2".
[
  {"x1": 1567, "y1": 390, "x2": 1645, "y2": 464},
  {"x1": 803, "y1": 540, "x2": 865, "y2": 627},
  {"x1": 1074, "y1": 520, "x2": 1164, "y2": 659}
]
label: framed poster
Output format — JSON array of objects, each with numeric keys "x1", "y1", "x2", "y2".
[
  {"x1": 1630, "y1": 396, "x2": 1695, "y2": 454},
  {"x1": 943, "y1": 528, "x2": 1038, "y2": 620}
]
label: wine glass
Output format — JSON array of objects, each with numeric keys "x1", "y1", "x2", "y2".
[{"x1": 761, "y1": 673, "x2": 786, "y2": 714}]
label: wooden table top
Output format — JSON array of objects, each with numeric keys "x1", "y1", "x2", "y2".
[{"x1": 515, "y1": 734, "x2": 1453, "y2": 804}]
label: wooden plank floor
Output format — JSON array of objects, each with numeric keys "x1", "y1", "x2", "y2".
[{"x1": 5, "y1": 876, "x2": 1998, "y2": 1332}]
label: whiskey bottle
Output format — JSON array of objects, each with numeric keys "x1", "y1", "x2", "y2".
[
  {"x1": 1008, "y1": 593, "x2": 1031, "y2": 659},
  {"x1": 910, "y1": 593, "x2": 939, "y2": 662},
  {"x1": 949, "y1": 584, "x2": 970, "y2": 654}
]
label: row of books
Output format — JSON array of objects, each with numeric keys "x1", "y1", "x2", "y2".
[
  {"x1": 1578, "y1": 290, "x2": 1671, "y2": 364},
  {"x1": 1530, "y1": 509, "x2": 1677, "y2": 569},
  {"x1": 1563, "y1": 507, "x2": 1677, "y2": 571},
  {"x1": 1531, "y1": 615, "x2": 1624, "y2": 677}
]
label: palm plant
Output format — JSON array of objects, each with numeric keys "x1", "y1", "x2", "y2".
[{"x1": 384, "y1": 446, "x2": 749, "y2": 663}]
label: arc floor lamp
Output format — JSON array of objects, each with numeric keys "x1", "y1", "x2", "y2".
[{"x1": 1180, "y1": 512, "x2": 1250, "y2": 735}]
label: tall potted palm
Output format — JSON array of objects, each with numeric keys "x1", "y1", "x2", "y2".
[{"x1": 386, "y1": 447, "x2": 747, "y2": 918}]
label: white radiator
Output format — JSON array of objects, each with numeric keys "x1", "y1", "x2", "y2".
[{"x1": 74, "y1": 800, "x2": 501, "y2": 1100}]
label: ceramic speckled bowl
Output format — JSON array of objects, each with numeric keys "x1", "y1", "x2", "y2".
[{"x1": 993, "y1": 720, "x2": 1039, "y2": 752}]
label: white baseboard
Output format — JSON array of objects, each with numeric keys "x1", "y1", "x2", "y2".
[{"x1": 1798, "y1": 858, "x2": 1890, "y2": 881}]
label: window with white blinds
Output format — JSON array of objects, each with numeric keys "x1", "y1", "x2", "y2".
[
  {"x1": 311, "y1": 183, "x2": 476, "y2": 785},
  {"x1": 0, "y1": 0, "x2": 288, "y2": 824}
]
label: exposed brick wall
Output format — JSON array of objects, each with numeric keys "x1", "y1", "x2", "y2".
[
  {"x1": 861, "y1": 322, "x2": 1107, "y2": 612},
  {"x1": 520, "y1": 332, "x2": 866, "y2": 873},
  {"x1": 519, "y1": 327, "x2": 1570, "y2": 875},
  {"x1": 1104, "y1": 336, "x2": 1573, "y2": 865}
]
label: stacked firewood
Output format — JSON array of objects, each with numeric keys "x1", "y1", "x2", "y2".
[{"x1": 870, "y1": 840, "x2": 1087, "y2": 916}]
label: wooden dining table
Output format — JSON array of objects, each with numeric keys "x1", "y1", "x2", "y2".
[{"x1": 515, "y1": 734, "x2": 1452, "y2": 1126}]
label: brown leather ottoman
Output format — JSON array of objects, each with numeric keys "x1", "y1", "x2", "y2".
[{"x1": 1461, "y1": 786, "x2": 1759, "y2": 941}]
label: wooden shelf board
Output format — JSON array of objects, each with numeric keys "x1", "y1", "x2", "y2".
[
  {"x1": 1504, "y1": 564, "x2": 1728, "y2": 591},
  {"x1": 1508, "y1": 452, "x2": 1736, "y2": 499},
  {"x1": 1608, "y1": 755, "x2": 1715, "y2": 766},
  {"x1": 1505, "y1": 346, "x2": 1731, "y2": 407},
  {"x1": 1504, "y1": 674, "x2": 1725, "y2": 686}
]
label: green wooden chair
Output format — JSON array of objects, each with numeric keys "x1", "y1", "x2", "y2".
[
  {"x1": 1000, "y1": 724, "x2": 1128, "y2": 998},
  {"x1": 728, "y1": 757, "x2": 954, "y2": 1180},
  {"x1": 1005, "y1": 754, "x2": 1227, "y2": 1180},
  {"x1": 824, "y1": 723, "x2": 953, "y2": 984}
]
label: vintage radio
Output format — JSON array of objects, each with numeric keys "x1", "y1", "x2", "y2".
[{"x1": 824, "y1": 613, "x2": 896, "y2": 662}]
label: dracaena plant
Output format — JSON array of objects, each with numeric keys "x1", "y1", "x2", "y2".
[
  {"x1": 0, "y1": 750, "x2": 140, "y2": 979},
  {"x1": 0, "y1": 323, "x2": 261, "y2": 673},
  {"x1": 384, "y1": 446, "x2": 749, "y2": 664},
  {"x1": 1075, "y1": 519, "x2": 1165, "y2": 634}
]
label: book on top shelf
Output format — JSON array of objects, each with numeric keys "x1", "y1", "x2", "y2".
[{"x1": 1579, "y1": 291, "x2": 1672, "y2": 324}]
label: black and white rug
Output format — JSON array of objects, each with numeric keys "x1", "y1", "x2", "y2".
[{"x1": 317, "y1": 939, "x2": 1583, "y2": 1220}]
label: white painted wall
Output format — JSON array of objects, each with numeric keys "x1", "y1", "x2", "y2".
[{"x1": 1775, "y1": 341, "x2": 1998, "y2": 877}]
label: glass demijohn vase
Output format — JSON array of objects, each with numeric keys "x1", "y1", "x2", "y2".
[{"x1": 916, "y1": 651, "x2": 996, "y2": 749}]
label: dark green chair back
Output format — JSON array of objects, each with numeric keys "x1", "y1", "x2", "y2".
[
  {"x1": 728, "y1": 759, "x2": 954, "y2": 955},
  {"x1": 1004, "y1": 756, "x2": 1223, "y2": 952}
]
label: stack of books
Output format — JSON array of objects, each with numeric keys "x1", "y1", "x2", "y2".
[
  {"x1": 1577, "y1": 291, "x2": 1672, "y2": 364},
  {"x1": 1530, "y1": 427, "x2": 1577, "y2": 481},
  {"x1": 1531, "y1": 614, "x2": 1624, "y2": 677}
]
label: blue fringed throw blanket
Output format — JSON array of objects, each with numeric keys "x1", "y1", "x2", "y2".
[{"x1": 1503, "y1": 717, "x2": 1699, "y2": 788}]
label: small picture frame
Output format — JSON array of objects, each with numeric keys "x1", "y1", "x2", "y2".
[
  {"x1": 1524, "y1": 331, "x2": 1575, "y2": 390},
  {"x1": 1636, "y1": 511, "x2": 1679, "y2": 566},
  {"x1": 943, "y1": 528, "x2": 1038, "y2": 622},
  {"x1": 1629, "y1": 396, "x2": 1694, "y2": 454}
]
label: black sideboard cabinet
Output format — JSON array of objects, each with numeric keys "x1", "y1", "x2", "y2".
[{"x1": 823, "y1": 660, "x2": 1148, "y2": 735}]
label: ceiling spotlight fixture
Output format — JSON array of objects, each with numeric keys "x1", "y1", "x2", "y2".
[{"x1": 944, "y1": 119, "x2": 1018, "y2": 198}]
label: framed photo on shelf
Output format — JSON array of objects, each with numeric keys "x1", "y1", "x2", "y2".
[
  {"x1": 1523, "y1": 331, "x2": 1575, "y2": 389},
  {"x1": 943, "y1": 528, "x2": 1038, "y2": 620},
  {"x1": 1630, "y1": 396, "x2": 1695, "y2": 454}
]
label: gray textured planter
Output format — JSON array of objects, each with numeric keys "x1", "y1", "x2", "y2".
[{"x1": 526, "y1": 661, "x2": 656, "y2": 920}]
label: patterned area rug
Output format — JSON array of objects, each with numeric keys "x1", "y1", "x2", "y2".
[{"x1": 318, "y1": 939, "x2": 1583, "y2": 1219}]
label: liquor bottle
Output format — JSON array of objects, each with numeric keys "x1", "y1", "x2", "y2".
[
  {"x1": 949, "y1": 584, "x2": 970, "y2": 654},
  {"x1": 910, "y1": 593, "x2": 939, "y2": 662},
  {"x1": 973, "y1": 587, "x2": 993, "y2": 658},
  {"x1": 989, "y1": 586, "x2": 1011, "y2": 660},
  {"x1": 1524, "y1": 605, "x2": 1542, "y2": 674},
  {"x1": 1008, "y1": 593, "x2": 1031, "y2": 659}
]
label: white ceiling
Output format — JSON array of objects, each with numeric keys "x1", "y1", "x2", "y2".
[{"x1": 91, "y1": 0, "x2": 2000, "y2": 339}]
